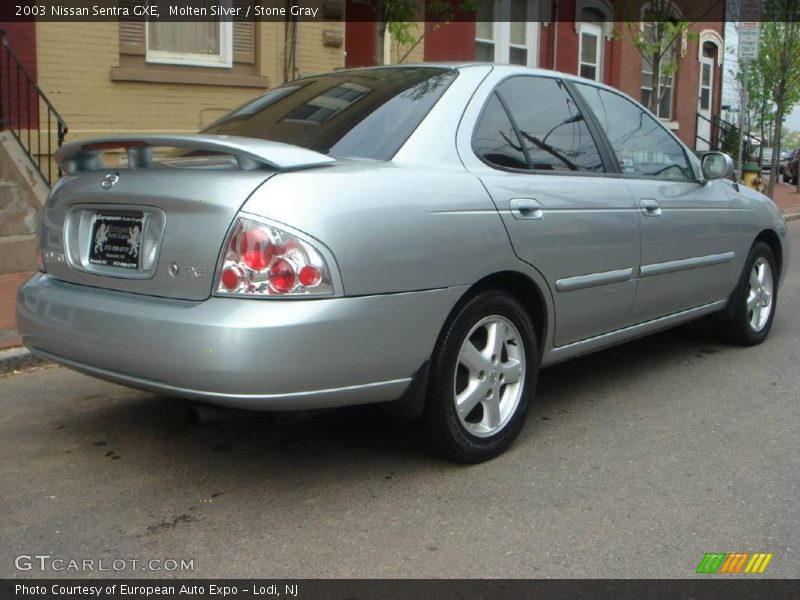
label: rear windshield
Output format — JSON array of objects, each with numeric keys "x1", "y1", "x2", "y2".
[{"x1": 203, "y1": 67, "x2": 458, "y2": 161}]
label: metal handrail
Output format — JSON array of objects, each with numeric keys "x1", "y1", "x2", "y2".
[
  {"x1": 0, "y1": 29, "x2": 68, "y2": 187},
  {"x1": 696, "y1": 112, "x2": 762, "y2": 173}
]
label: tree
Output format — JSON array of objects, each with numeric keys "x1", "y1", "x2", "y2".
[
  {"x1": 369, "y1": 0, "x2": 485, "y2": 66},
  {"x1": 755, "y1": 0, "x2": 800, "y2": 197},
  {"x1": 617, "y1": 0, "x2": 724, "y2": 118},
  {"x1": 736, "y1": 55, "x2": 776, "y2": 160}
]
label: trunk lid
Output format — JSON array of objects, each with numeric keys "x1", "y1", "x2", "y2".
[{"x1": 41, "y1": 135, "x2": 333, "y2": 300}]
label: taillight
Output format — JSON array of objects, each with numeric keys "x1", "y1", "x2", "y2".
[{"x1": 215, "y1": 217, "x2": 334, "y2": 297}]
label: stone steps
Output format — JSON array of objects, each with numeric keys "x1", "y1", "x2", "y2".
[
  {"x1": 0, "y1": 234, "x2": 37, "y2": 273},
  {"x1": 0, "y1": 180, "x2": 36, "y2": 237}
]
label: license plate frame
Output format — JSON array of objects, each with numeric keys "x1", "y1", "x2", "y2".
[{"x1": 88, "y1": 211, "x2": 145, "y2": 271}]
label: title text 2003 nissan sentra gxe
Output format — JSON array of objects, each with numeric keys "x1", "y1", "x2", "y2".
[{"x1": 17, "y1": 65, "x2": 789, "y2": 462}]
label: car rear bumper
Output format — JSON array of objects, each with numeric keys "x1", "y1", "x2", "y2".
[{"x1": 17, "y1": 274, "x2": 466, "y2": 410}]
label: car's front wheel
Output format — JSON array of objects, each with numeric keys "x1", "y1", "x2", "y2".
[
  {"x1": 423, "y1": 290, "x2": 537, "y2": 463},
  {"x1": 715, "y1": 241, "x2": 778, "y2": 346}
]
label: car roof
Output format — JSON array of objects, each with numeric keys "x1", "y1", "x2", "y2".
[{"x1": 342, "y1": 63, "x2": 628, "y2": 96}]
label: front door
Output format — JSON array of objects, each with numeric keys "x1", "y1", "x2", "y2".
[
  {"x1": 574, "y1": 82, "x2": 741, "y2": 323},
  {"x1": 467, "y1": 75, "x2": 640, "y2": 347},
  {"x1": 696, "y1": 57, "x2": 714, "y2": 151}
]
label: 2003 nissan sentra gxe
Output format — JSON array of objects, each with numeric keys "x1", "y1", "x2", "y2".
[{"x1": 17, "y1": 65, "x2": 790, "y2": 462}]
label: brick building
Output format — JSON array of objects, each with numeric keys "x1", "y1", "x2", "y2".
[
  {"x1": 345, "y1": 0, "x2": 725, "y2": 151},
  {"x1": 0, "y1": 1, "x2": 723, "y2": 147}
]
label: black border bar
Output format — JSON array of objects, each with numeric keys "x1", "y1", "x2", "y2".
[{"x1": 4, "y1": 579, "x2": 800, "y2": 600}]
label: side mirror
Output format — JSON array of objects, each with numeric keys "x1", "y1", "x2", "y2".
[{"x1": 700, "y1": 152, "x2": 735, "y2": 181}]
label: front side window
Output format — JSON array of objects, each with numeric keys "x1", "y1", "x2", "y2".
[
  {"x1": 495, "y1": 76, "x2": 605, "y2": 172},
  {"x1": 203, "y1": 67, "x2": 457, "y2": 160},
  {"x1": 575, "y1": 82, "x2": 692, "y2": 181},
  {"x1": 148, "y1": 18, "x2": 232, "y2": 67}
]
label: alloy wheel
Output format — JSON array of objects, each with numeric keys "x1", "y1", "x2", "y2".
[{"x1": 453, "y1": 315, "x2": 526, "y2": 438}]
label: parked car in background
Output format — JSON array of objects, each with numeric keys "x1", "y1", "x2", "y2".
[
  {"x1": 784, "y1": 148, "x2": 799, "y2": 185},
  {"x1": 17, "y1": 65, "x2": 791, "y2": 462},
  {"x1": 759, "y1": 148, "x2": 787, "y2": 174}
]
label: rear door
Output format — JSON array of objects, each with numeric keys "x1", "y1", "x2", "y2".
[
  {"x1": 573, "y1": 83, "x2": 742, "y2": 322},
  {"x1": 463, "y1": 75, "x2": 640, "y2": 347}
]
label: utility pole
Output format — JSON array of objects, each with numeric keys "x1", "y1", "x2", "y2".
[{"x1": 737, "y1": 0, "x2": 761, "y2": 181}]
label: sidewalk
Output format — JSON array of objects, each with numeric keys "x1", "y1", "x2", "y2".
[
  {"x1": 0, "y1": 271, "x2": 30, "y2": 350},
  {"x1": 1, "y1": 184, "x2": 799, "y2": 357},
  {"x1": 771, "y1": 179, "x2": 800, "y2": 219}
]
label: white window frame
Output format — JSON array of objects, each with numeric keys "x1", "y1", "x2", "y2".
[
  {"x1": 475, "y1": 0, "x2": 540, "y2": 67},
  {"x1": 146, "y1": 20, "x2": 233, "y2": 68},
  {"x1": 639, "y1": 20, "x2": 676, "y2": 121},
  {"x1": 578, "y1": 22, "x2": 603, "y2": 81}
]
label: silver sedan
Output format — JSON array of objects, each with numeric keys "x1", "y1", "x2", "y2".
[{"x1": 17, "y1": 64, "x2": 790, "y2": 462}]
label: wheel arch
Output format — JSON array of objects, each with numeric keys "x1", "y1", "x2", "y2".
[
  {"x1": 383, "y1": 270, "x2": 551, "y2": 421},
  {"x1": 754, "y1": 229, "x2": 783, "y2": 281},
  {"x1": 462, "y1": 270, "x2": 549, "y2": 357}
]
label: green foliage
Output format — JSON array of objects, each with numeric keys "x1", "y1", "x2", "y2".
[
  {"x1": 617, "y1": 0, "x2": 706, "y2": 117},
  {"x1": 375, "y1": 0, "x2": 490, "y2": 64},
  {"x1": 734, "y1": 0, "x2": 800, "y2": 195}
]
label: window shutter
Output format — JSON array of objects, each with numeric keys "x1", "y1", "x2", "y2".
[
  {"x1": 119, "y1": 0, "x2": 145, "y2": 55},
  {"x1": 233, "y1": 5, "x2": 256, "y2": 64}
]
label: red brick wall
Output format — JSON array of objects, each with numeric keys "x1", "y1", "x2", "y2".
[
  {"x1": 344, "y1": 3, "x2": 377, "y2": 68},
  {"x1": 0, "y1": 22, "x2": 37, "y2": 129},
  {"x1": 0, "y1": 23, "x2": 36, "y2": 78},
  {"x1": 424, "y1": 21, "x2": 477, "y2": 61}
]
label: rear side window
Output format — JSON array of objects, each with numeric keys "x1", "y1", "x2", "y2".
[
  {"x1": 574, "y1": 82, "x2": 693, "y2": 181},
  {"x1": 495, "y1": 76, "x2": 605, "y2": 173},
  {"x1": 203, "y1": 67, "x2": 457, "y2": 160},
  {"x1": 473, "y1": 93, "x2": 529, "y2": 170}
]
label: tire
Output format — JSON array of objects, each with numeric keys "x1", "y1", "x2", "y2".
[
  {"x1": 715, "y1": 241, "x2": 778, "y2": 346},
  {"x1": 423, "y1": 290, "x2": 538, "y2": 463}
]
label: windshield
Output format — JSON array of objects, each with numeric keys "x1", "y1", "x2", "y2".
[{"x1": 203, "y1": 67, "x2": 458, "y2": 161}]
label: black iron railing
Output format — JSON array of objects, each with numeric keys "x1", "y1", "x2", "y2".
[
  {"x1": 696, "y1": 112, "x2": 761, "y2": 174},
  {"x1": 0, "y1": 29, "x2": 68, "y2": 187}
]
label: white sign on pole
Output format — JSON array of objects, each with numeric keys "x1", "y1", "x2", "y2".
[
  {"x1": 739, "y1": 24, "x2": 761, "y2": 61},
  {"x1": 738, "y1": 0, "x2": 761, "y2": 61}
]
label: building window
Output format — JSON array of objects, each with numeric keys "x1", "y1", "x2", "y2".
[
  {"x1": 475, "y1": 0, "x2": 540, "y2": 67},
  {"x1": 578, "y1": 22, "x2": 603, "y2": 80},
  {"x1": 640, "y1": 21, "x2": 676, "y2": 120},
  {"x1": 147, "y1": 17, "x2": 233, "y2": 68}
]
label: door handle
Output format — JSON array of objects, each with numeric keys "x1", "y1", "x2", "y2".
[
  {"x1": 639, "y1": 198, "x2": 662, "y2": 217},
  {"x1": 510, "y1": 198, "x2": 543, "y2": 220}
]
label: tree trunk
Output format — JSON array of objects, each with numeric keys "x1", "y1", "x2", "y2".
[
  {"x1": 374, "y1": 21, "x2": 386, "y2": 66},
  {"x1": 373, "y1": 0, "x2": 386, "y2": 66},
  {"x1": 650, "y1": 48, "x2": 662, "y2": 116},
  {"x1": 767, "y1": 109, "x2": 781, "y2": 199}
]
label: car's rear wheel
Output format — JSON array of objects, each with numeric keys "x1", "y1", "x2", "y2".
[
  {"x1": 423, "y1": 290, "x2": 537, "y2": 463},
  {"x1": 715, "y1": 241, "x2": 778, "y2": 346}
]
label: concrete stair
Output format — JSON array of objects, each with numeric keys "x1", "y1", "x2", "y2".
[
  {"x1": 0, "y1": 180, "x2": 37, "y2": 237},
  {"x1": 0, "y1": 179, "x2": 37, "y2": 273},
  {"x1": 0, "y1": 132, "x2": 49, "y2": 274},
  {"x1": 0, "y1": 234, "x2": 36, "y2": 273}
]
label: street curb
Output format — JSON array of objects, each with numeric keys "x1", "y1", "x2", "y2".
[
  {"x1": 0, "y1": 346, "x2": 47, "y2": 375},
  {"x1": 784, "y1": 212, "x2": 800, "y2": 222}
]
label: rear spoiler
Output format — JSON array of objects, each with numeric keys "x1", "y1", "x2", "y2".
[{"x1": 55, "y1": 134, "x2": 336, "y2": 173}]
